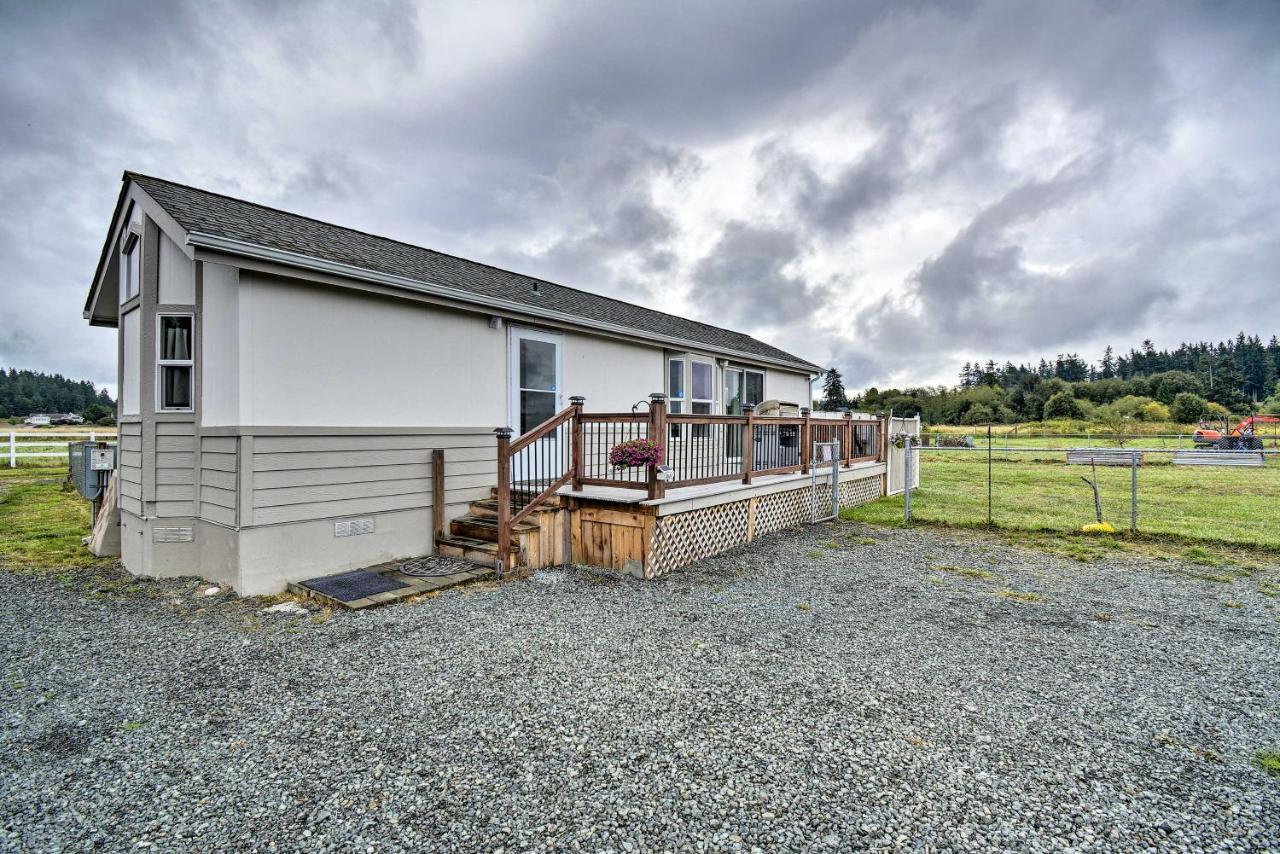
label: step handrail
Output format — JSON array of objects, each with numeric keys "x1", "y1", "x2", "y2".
[{"x1": 494, "y1": 397, "x2": 589, "y2": 574}]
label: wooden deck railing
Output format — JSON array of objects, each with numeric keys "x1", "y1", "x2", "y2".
[{"x1": 492, "y1": 394, "x2": 883, "y2": 573}]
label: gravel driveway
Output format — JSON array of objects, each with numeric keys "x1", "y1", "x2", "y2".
[{"x1": 2, "y1": 524, "x2": 1278, "y2": 852}]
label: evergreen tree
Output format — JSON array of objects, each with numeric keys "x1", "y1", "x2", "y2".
[
  {"x1": 819, "y1": 368, "x2": 847, "y2": 411},
  {"x1": 1100, "y1": 346, "x2": 1116, "y2": 379},
  {"x1": 1208, "y1": 356, "x2": 1248, "y2": 410},
  {"x1": 0, "y1": 368, "x2": 115, "y2": 419}
]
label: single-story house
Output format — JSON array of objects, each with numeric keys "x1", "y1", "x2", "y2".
[{"x1": 82, "y1": 172, "x2": 899, "y2": 594}]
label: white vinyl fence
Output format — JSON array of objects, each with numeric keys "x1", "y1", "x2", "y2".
[
  {"x1": 7, "y1": 430, "x2": 117, "y2": 467},
  {"x1": 886, "y1": 415, "x2": 922, "y2": 496}
]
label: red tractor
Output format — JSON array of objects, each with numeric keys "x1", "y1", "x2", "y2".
[{"x1": 1192, "y1": 414, "x2": 1280, "y2": 450}]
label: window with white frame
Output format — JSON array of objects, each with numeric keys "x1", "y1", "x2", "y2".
[
  {"x1": 157, "y1": 314, "x2": 194, "y2": 411},
  {"x1": 667, "y1": 354, "x2": 717, "y2": 440},
  {"x1": 119, "y1": 203, "x2": 142, "y2": 304},
  {"x1": 744, "y1": 368, "x2": 764, "y2": 409},
  {"x1": 690, "y1": 359, "x2": 714, "y2": 439},
  {"x1": 723, "y1": 366, "x2": 765, "y2": 415},
  {"x1": 667, "y1": 357, "x2": 685, "y2": 438}
]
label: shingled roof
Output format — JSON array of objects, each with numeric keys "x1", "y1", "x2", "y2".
[{"x1": 124, "y1": 172, "x2": 821, "y2": 372}]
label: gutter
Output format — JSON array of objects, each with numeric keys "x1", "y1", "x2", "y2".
[{"x1": 184, "y1": 231, "x2": 824, "y2": 375}]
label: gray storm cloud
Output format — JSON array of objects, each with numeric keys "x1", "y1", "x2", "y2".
[{"x1": 1, "y1": 0, "x2": 1277, "y2": 394}]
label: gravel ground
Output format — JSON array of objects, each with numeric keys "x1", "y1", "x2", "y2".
[{"x1": 2, "y1": 524, "x2": 1278, "y2": 852}]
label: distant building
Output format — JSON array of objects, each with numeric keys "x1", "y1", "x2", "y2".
[{"x1": 24, "y1": 413, "x2": 84, "y2": 426}]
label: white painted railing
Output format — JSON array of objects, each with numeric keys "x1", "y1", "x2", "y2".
[{"x1": 6, "y1": 430, "x2": 118, "y2": 467}]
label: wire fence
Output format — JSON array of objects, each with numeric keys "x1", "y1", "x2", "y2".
[{"x1": 882, "y1": 429, "x2": 1280, "y2": 551}]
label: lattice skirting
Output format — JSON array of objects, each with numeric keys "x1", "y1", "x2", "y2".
[
  {"x1": 753, "y1": 488, "x2": 811, "y2": 538},
  {"x1": 647, "y1": 499, "x2": 750, "y2": 578},
  {"x1": 645, "y1": 472, "x2": 884, "y2": 578},
  {"x1": 839, "y1": 473, "x2": 882, "y2": 509}
]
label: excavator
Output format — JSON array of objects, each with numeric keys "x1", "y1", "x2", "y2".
[{"x1": 1192, "y1": 414, "x2": 1280, "y2": 450}]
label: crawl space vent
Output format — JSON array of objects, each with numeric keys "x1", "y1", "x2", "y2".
[
  {"x1": 153, "y1": 526, "x2": 194, "y2": 543},
  {"x1": 335, "y1": 517, "x2": 375, "y2": 538}
]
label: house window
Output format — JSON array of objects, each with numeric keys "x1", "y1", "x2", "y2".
[
  {"x1": 157, "y1": 314, "x2": 194, "y2": 411},
  {"x1": 690, "y1": 359, "x2": 714, "y2": 439},
  {"x1": 119, "y1": 203, "x2": 142, "y2": 304},
  {"x1": 668, "y1": 357, "x2": 685, "y2": 438},
  {"x1": 744, "y1": 369, "x2": 764, "y2": 409},
  {"x1": 724, "y1": 368, "x2": 763, "y2": 414},
  {"x1": 667, "y1": 354, "x2": 719, "y2": 438}
]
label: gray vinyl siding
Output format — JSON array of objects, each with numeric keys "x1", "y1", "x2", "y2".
[
  {"x1": 199, "y1": 435, "x2": 239, "y2": 526},
  {"x1": 248, "y1": 431, "x2": 495, "y2": 527},
  {"x1": 153, "y1": 422, "x2": 196, "y2": 517},
  {"x1": 118, "y1": 422, "x2": 143, "y2": 516}
]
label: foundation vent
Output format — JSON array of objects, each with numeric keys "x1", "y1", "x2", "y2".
[
  {"x1": 153, "y1": 526, "x2": 194, "y2": 544},
  {"x1": 335, "y1": 517, "x2": 375, "y2": 538}
]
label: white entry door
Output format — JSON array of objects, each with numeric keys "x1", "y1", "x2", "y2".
[{"x1": 508, "y1": 326, "x2": 564, "y2": 479}]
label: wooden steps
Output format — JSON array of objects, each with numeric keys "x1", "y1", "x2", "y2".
[
  {"x1": 449, "y1": 513, "x2": 537, "y2": 548},
  {"x1": 434, "y1": 489, "x2": 568, "y2": 571},
  {"x1": 434, "y1": 533, "x2": 519, "y2": 569}
]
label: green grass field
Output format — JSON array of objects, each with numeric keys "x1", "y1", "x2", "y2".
[
  {"x1": 846, "y1": 449, "x2": 1280, "y2": 553},
  {"x1": 0, "y1": 461, "x2": 107, "y2": 571}
]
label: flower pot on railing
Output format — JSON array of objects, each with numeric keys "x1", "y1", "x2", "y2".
[
  {"x1": 889, "y1": 432, "x2": 915, "y2": 449},
  {"x1": 608, "y1": 437, "x2": 664, "y2": 469}
]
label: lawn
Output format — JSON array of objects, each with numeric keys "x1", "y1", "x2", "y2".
[
  {"x1": 0, "y1": 461, "x2": 106, "y2": 571},
  {"x1": 846, "y1": 450, "x2": 1280, "y2": 552}
]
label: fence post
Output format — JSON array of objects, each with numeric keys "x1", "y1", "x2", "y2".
[
  {"x1": 494, "y1": 428, "x2": 512, "y2": 577},
  {"x1": 647, "y1": 393, "x2": 667, "y2": 501},
  {"x1": 987, "y1": 422, "x2": 993, "y2": 527},
  {"x1": 903, "y1": 436, "x2": 913, "y2": 523},
  {"x1": 8, "y1": 431, "x2": 14, "y2": 468},
  {"x1": 800, "y1": 407, "x2": 811, "y2": 474},
  {"x1": 1130, "y1": 450, "x2": 1138, "y2": 533},
  {"x1": 742, "y1": 404, "x2": 755, "y2": 485},
  {"x1": 569, "y1": 396, "x2": 585, "y2": 491},
  {"x1": 830, "y1": 439, "x2": 840, "y2": 520},
  {"x1": 841, "y1": 409, "x2": 852, "y2": 467}
]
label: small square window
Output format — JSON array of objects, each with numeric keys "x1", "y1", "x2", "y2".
[{"x1": 157, "y1": 314, "x2": 194, "y2": 411}]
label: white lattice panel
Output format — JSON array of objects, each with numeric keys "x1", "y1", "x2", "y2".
[
  {"x1": 647, "y1": 500, "x2": 749, "y2": 578},
  {"x1": 839, "y1": 473, "x2": 882, "y2": 509},
  {"x1": 753, "y1": 488, "x2": 811, "y2": 537}
]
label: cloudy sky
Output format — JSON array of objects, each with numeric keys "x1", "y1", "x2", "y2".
[{"x1": 2, "y1": 0, "x2": 1278, "y2": 397}]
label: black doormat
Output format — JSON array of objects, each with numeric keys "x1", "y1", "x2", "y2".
[{"x1": 299, "y1": 569, "x2": 408, "y2": 603}]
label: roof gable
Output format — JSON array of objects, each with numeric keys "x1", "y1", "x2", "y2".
[{"x1": 119, "y1": 172, "x2": 822, "y2": 372}]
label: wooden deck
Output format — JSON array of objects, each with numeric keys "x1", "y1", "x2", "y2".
[{"x1": 553, "y1": 463, "x2": 882, "y2": 513}]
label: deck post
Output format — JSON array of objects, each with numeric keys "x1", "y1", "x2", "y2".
[
  {"x1": 841, "y1": 409, "x2": 852, "y2": 467},
  {"x1": 569, "y1": 396, "x2": 585, "y2": 491},
  {"x1": 742, "y1": 404, "x2": 755, "y2": 484},
  {"x1": 647, "y1": 393, "x2": 667, "y2": 501},
  {"x1": 432, "y1": 449, "x2": 445, "y2": 540},
  {"x1": 494, "y1": 427, "x2": 512, "y2": 576},
  {"x1": 800, "y1": 407, "x2": 811, "y2": 475}
]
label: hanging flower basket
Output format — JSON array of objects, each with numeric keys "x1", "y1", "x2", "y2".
[
  {"x1": 609, "y1": 437, "x2": 664, "y2": 469},
  {"x1": 889, "y1": 432, "x2": 916, "y2": 449}
]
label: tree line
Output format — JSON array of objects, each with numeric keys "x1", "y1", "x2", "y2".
[
  {"x1": 0, "y1": 368, "x2": 116, "y2": 424},
  {"x1": 817, "y1": 332, "x2": 1280, "y2": 425}
]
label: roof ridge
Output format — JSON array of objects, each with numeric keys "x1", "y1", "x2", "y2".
[
  {"x1": 123, "y1": 171, "x2": 819, "y2": 369},
  {"x1": 126, "y1": 171, "x2": 791, "y2": 353}
]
